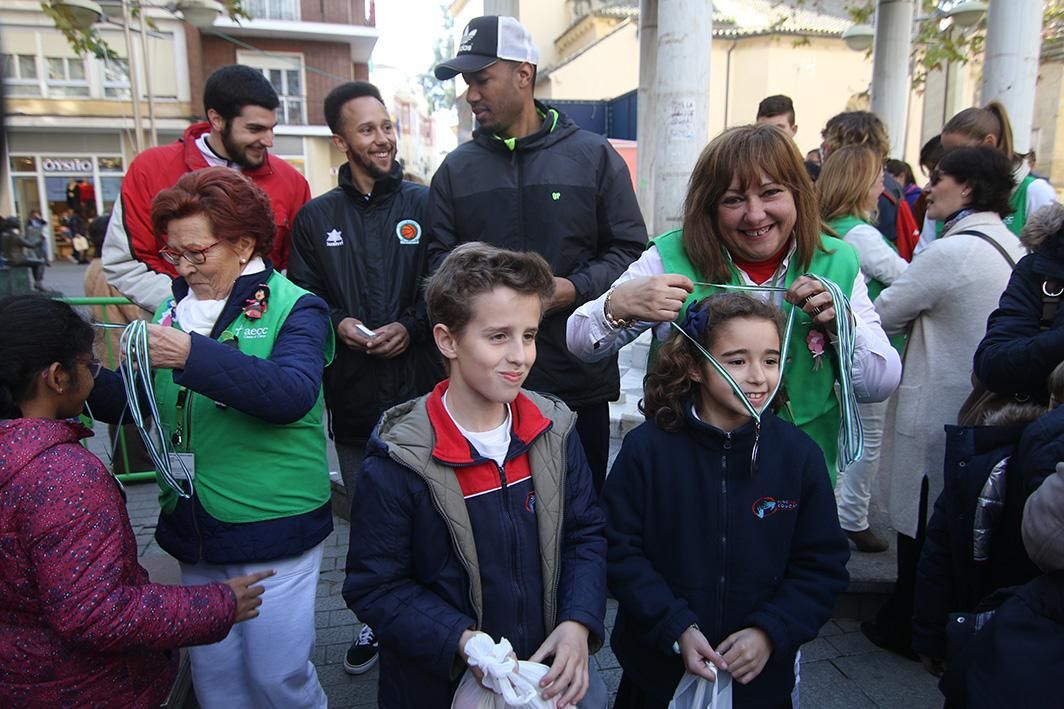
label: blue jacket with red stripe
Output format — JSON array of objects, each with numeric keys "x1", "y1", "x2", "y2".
[{"x1": 342, "y1": 381, "x2": 606, "y2": 709}]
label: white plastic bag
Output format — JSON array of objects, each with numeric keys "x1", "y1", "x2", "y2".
[
  {"x1": 451, "y1": 635, "x2": 553, "y2": 709},
  {"x1": 667, "y1": 668, "x2": 733, "y2": 709}
]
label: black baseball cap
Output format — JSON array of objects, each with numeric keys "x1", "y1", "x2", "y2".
[{"x1": 434, "y1": 15, "x2": 540, "y2": 80}]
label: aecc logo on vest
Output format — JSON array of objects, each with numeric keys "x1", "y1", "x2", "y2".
[{"x1": 234, "y1": 325, "x2": 270, "y2": 340}]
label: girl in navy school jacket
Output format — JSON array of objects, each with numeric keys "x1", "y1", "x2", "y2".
[{"x1": 602, "y1": 293, "x2": 850, "y2": 709}]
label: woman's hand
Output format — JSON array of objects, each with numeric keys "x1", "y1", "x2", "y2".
[
  {"x1": 223, "y1": 569, "x2": 275, "y2": 623},
  {"x1": 607, "y1": 274, "x2": 694, "y2": 324},
  {"x1": 717, "y1": 627, "x2": 773, "y2": 685},
  {"x1": 145, "y1": 324, "x2": 192, "y2": 369},
  {"x1": 786, "y1": 275, "x2": 838, "y2": 334},
  {"x1": 529, "y1": 620, "x2": 590, "y2": 708},
  {"x1": 678, "y1": 625, "x2": 727, "y2": 682}
]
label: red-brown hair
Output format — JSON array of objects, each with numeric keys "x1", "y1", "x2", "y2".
[{"x1": 151, "y1": 167, "x2": 275, "y2": 257}]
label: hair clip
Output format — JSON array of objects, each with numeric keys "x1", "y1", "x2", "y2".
[{"x1": 679, "y1": 301, "x2": 710, "y2": 342}]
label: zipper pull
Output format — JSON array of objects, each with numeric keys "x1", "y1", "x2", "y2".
[{"x1": 723, "y1": 431, "x2": 732, "y2": 450}]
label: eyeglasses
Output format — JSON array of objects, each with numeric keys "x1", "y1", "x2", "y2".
[
  {"x1": 80, "y1": 357, "x2": 102, "y2": 379},
  {"x1": 929, "y1": 170, "x2": 947, "y2": 186},
  {"x1": 159, "y1": 241, "x2": 221, "y2": 266}
]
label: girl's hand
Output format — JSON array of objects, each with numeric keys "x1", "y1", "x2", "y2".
[
  {"x1": 785, "y1": 276, "x2": 837, "y2": 334},
  {"x1": 717, "y1": 627, "x2": 773, "y2": 684},
  {"x1": 145, "y1": 323, "x2": 192, "y2": 369},
  {"x1": 223, "y1": 569, "x2": 275, "y2": 623},
  {"x1": 607, "y1": 275, "x2": 694, "y2": 324},
  {"x1": 678, "y1": 625, "x2": 727, "y2": 682},
  {"x1": 529, "y1": 621, "x2": 590, "y2": 708}
]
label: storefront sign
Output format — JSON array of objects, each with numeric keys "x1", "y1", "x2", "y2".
[{"x1": 41, "y1": 157, "x2": 94, "y2": 173}]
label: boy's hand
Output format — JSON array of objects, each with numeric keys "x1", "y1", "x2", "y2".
[
  {"x1": 458, "y1": 630, "x2": 509, "y2": 684},
  {"x1": 717, "y1": 626, "x2": 772, "y2": 684},
  {"x1": 529, "y1": 621, "x2": 589, "y2": 708},
  {"x1": 678, "y1": 625, "x2": 727, "y2": 682}
]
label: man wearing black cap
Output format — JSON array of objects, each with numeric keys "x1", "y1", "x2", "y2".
[{"x1": 428, "y1": 14, "x2": 648, "y2": 494}]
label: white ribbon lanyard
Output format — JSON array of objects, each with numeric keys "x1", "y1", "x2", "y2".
[{"x1": 676, "y1": 274, "x2": 864, "y2": 470}]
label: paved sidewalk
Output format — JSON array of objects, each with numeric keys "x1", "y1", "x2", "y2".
[
  {"x1": 119, "y1": 480, "x2": 942, "y2": 709},
  {"x1": 52, "y1": 259, "x2": 943, "y2": 707}
]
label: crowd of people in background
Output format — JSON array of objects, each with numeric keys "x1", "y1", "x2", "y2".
[{"x1": 3, "y1": 12, "x2": 1064, "y2": 709}]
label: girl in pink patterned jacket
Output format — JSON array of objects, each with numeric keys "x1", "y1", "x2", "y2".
[{"x1": 0, "y1": 296, "x2": 271, "y2": 708}]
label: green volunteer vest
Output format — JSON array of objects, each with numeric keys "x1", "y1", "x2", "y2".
[
  {"x1": 651, "y1": 229, "x2": 860, "y2": 482},
  {"x1": 1002, "y1": 175, "x2": 1035, "y2": 236},
  {"x1": 827, "y1": 215, "x2": 907, "y2": 354},
  {"x1": 152, "y1": 271, "x2": 336, "y2": 523}
]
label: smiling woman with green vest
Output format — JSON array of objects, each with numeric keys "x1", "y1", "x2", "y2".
[
  {"x1": 567, "y1": 124, "x2": 902, "y2": 485},
  {"x1": 941, "y1": 102, "x2": 1057, "y2": 237},
  {"x1": 818, "y1": 145, "x2": 911, "y2": 554},
  {"x1": 119, "y1": 168, "x2": 334, "y2": 708}
]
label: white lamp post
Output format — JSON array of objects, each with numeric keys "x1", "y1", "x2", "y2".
[
  {"x1": 842, "y1": 24, "x2": 875, "y2": 52},
  {"x1": 52, "y1": 0, "x2": 103, "y2": 29},
  {"x1": 947, "y1": 1, "x2": 989, "y2": 29},
  {"x1": 176, "y1": 0, "x2": 223, "y2": 29}
]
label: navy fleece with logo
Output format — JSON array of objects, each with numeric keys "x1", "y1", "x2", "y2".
[{"x1": 602, "y1": 407, "x2": 849, "y2": 707}]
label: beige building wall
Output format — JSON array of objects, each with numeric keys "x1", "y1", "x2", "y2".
[
  {"x1": 305, "y1": 137, "x2": 340, "y2": 198},
  {"x1": 520, "y1": 0, "x2": 572, "y2": 69},
  {"x1": 716, "y1": 36, "x2": 874, "y2": 157},
  {"x1": 1034, "y1": 62, "x2": 1064, "y2": 188},
  {"x1": 538, "y1": 21, "x2": 638, "y2": 100}
]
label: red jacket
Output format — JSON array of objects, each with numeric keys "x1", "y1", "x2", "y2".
[
  {"x1": 0, "y1": 418, "x2": 236, "y2": 708},
  {"x1": 102, "y1": 122, "x2": 311, "y2": 310}
]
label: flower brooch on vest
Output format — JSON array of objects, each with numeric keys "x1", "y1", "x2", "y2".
[
  {"x1": 242, "y1": 284, "x2": 270, "y2": 320},
  {"x1": 806, "y1": 328, "x2": 827, "y2": 371}
]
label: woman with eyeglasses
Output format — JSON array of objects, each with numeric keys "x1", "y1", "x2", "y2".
[
  {"x1": 0, "y1": 295, "x2": 271, "y2": 707},
  {"x1": 105, "y1": 167, "x2": 333, "y2": 708},
  {"x1": 864, "y1": 145, "x2": 1025, "y2": 658}
]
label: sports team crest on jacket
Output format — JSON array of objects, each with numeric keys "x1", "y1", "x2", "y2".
[
  {"x1": 325, "y1": 228, "x2": 343, "y2": 247},
  {"x1": 395, "y1": 219, "x2": 421, "y2": 244}
]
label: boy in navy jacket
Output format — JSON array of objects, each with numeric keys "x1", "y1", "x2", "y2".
[{"x1": 342, "y1": 243, "x2": 607, "y2": 708}]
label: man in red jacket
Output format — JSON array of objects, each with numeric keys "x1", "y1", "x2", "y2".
[{"x1": 102, "y1": 64, "x2": 311, "y2": 311}]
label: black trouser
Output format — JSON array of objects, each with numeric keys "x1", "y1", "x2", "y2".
[
  {"x1": 573, "y1": 401, "x2": 610, "y2": 495},
  {"x1": 870, "y1": 475, "x2": 930, "y2": 654}
]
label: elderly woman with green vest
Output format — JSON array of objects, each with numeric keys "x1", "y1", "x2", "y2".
[
  {"x1": 817, "y1": 145, "x2": 910, "y2": 554},
  {"x1": 566, "y1": 123, "x2": 901, "y2": 484},
  {"x1": 129, "y1": 168, "x2": 333, "y2": 708}
]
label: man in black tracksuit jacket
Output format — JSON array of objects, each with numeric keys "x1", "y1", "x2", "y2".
[
  {"x1": 289, "y1": 82, "x2": 439, "y2": 478},
  {"x1": 288, "y1": 81, "x2": 441, "y2": 674},
  {"x1": 430, "y1": 16, "x2": 648, "y2": 491}
]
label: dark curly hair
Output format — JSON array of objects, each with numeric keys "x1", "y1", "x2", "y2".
[
  {"x1": 936, "y1": 145, "x2": 1015, "y2": 218},
  {"x1": 641, "y1": 293, "x2": 785, "y2": 432}
]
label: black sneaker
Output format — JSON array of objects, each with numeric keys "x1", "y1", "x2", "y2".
[{"x1": 344, "y1": 624, "x2": 379, "y2": 675}]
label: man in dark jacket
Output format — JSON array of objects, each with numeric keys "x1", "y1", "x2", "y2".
[
  {"x1": 287, "y1": 80, "x2": 438, "y2": 677},
  {"x1": 429, "y1": 15, "x2": 648, "y2": 492}
]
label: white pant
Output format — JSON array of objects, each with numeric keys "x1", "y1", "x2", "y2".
[
  {"x1": 180, "y1": 543, "x2": 327, "y2": 709},
  {"x1": 837, "y1": 399, "x2": 888, "y2": 532}
]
